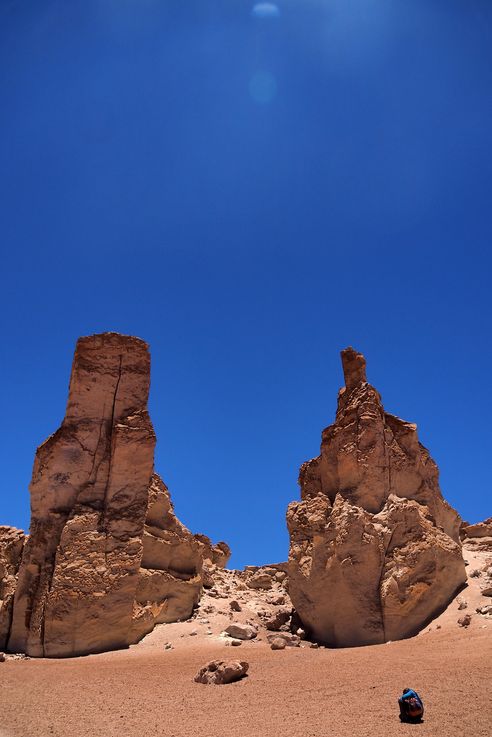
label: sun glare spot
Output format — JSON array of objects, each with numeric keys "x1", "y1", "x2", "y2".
[{"x1": 252, "y1": 3, "x2": 280, "y2": 19}]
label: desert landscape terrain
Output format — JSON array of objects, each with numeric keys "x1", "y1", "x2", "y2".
[
  {"x1": 1, "y1": 547, "x2": 491, "y2": 737},
  {"x1": 1, "y1": 335, "x2": 490, "y2": 737}
]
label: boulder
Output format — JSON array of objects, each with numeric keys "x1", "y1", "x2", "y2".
[
  {"x1": 224, "y1": 623, "x2": 257, "y2": 640},
  {"x1": 194, "y1": 660, "x2": 249, "y2": 685},
  {"x1": 287, "y1": 347, "x2": 466, "y2": 647},
  {"x1": 266, "y1": 632, "x2": 300, "y2": 647}
]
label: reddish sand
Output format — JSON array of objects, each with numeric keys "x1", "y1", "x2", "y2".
[{"x1": 1, "y1": 551, "x2": 491, "y2": 737}]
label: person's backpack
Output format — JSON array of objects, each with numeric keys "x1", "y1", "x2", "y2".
[{"x1": 406, "y1": 695, "x2": 424, "y2": 719}]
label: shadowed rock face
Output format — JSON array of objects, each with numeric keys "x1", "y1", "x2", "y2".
[
  {"x1": 0, "y1": 526, "x2": 25, "y2": 650},
  {"x1": 287, "y1": 347, "x2": 466, "y2": 647},
  {"x1": 4, "y1": 333, "x2": 227, "y2": 657}
]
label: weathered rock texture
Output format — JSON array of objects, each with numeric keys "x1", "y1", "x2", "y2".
[
  {"x1": 3, "y1": 333, "x2": 226, "y2": 657},
  {"x1": 460, "y1": 518, "x2": 492, "y2": 552},
  {"x1": 0, "y1": 527, "x2": 25, "y2": 650},
  {"x1": 287, "y1": 347, "x2": 466, "y2": 647}
]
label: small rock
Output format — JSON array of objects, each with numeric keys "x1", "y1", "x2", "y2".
[
  {"x1": 230, "y1": 600, "x2": 242, "y2": 612},
  {"x1": 267, "y1": 594, "x2": 285, "y2": 606},
  {"x1": 296, "y1": 628, "x2": 306, "y2": 639},
  {"x1": 194, "y1": 660, "x2": 249, "y2": 685},
  {"x1": 476, "y1": 605, "x2": 492, "y2": 616},
  {"x1": 190, "y1": 630, "x2": 198, "y2": 636},
  {"x1": 470, "y1": 569, "x2": 482, "y2": 578},
  {"x1": 309, "y1": 642, "x2": 319, "y2": 649},
  {"x1": 481, "y1": 587, "x2": 492, "y2": 597},
  {"x1": 266, "y1": 632, "x2": 300, "y2": 648},
  {"x1": 0, "y1": 652, "x2": 5, "y2": 663},
  {"x1": 270, "y1": 638, "x2": 287, "y2": 650},
  {"x1": 264, "y1": 608, "x2": 291, "y2": 631},
  {"x1": 224, "y1": 624, "x2": 257, "y2": 640},
  {"x1": 457, "y1": 597, "x2": 468, "y2": 610},
  {"x1": 164, "y1": 642, "x2": 173, "y2": 650},
  {"x1": 458, "y1": 614, "x2": 472, "y2": 628},
  {"x1": 230, "y1": 639, "x2": 242, "y2": 647}
]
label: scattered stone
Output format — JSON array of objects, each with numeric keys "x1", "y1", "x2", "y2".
[
  {"x1": 224, "y1": 624, "x2": 257, "y2": 640},
  {"x1": 309, "y1": 642, "x2": 319, "y2": 649},
  {"x1": 247, "y1": 573, "x2": 272, "y2": 590},
  {"x1": 164, "y1": 642, "x2": 173, "y2": 650},
  {"x1": 230, "y1": 600, "x2": 242, "y2": 612},
  {"x1": 267, "y1": 594, "x2": 285, "y2": 606},
  {"x1": 194, "y1": 660, "x2": 249, "y2": 685},
  {"x1": 458, "y1": 615, "x2": 472, "y2": 628},
  {"x1": 266, "y1": 632, "x2": 300, "y2": 647},
  {"x1": 230, "y1": 639, "x2": 242, "y2": 647},
  {"x1": 0, "y1": 652, "x2": 5, "y2": 662},
  {"x1": 270, "y1": 638, "x2": 287, "y2": 650},
  {"x1": 481, "y1": 587, "x2": 492, "y2": 597},
  {"x1": 476, "y1": 605, "x2": 492, "y2": 616},
  {"x1": 470, "y1": 569, "x2": 482, "y2": 578},
  {"x1": 457, "y1": 598, "x2": 468, "y2": 610},
  {"x1": 264, "y1": 609, "x2": 291, "y2": 631},
  {"x1": 190, "y1": 630, "x2": 198, "y2": 636},
  {"x1": 296, "y1": 628, "x2": 306, "y2": 639}
]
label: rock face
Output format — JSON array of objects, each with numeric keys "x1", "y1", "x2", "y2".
[
  {"x1": 4, "y1": 333, "x2": 226, "y2": 657},
  {"x1": 0, "y1": 527, "x2": 25, "y2": 650},
  {"x1": 287, "y1": 347, "x2": 466, "y2": 647}
]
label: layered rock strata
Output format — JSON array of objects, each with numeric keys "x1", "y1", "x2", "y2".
[
  {"x1": 287, "y1": 347, "x2": 466, "y2": 647},
  {"x1": 4, "y1": 333, "x2": 226, "y2": 657}
]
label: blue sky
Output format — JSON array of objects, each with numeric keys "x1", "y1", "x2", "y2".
[{"x1": 1, "y1": 0, "x2": 491, "y2": 568}]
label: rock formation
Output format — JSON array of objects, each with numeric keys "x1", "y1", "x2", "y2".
[
  {"x1": 460, "y1": 518, "x2": 492, "y2": 552},
  {"x1": 3, "y1": 333, "x2": 227, "y2": 657},
  {"x1": 287, "y1": 347, "x2": 466, "y2": 647},
  {"x1": 0, "y1": 527, "x2": 25, "y2": 650}
]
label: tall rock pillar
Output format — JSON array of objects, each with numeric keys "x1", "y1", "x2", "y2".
[{"x1": 287, "y1": 347, "x2": 466, "y2": 647}]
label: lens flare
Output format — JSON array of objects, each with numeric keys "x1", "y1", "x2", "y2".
[{"x1": 252, "y1": 3, "x2": 280, "y2": 19}]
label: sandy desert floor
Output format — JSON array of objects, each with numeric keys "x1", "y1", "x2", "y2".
[{"x1": 1, "y1": 551, "x2": 491, "y2": 737}]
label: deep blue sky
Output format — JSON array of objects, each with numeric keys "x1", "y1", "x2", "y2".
[{"x1": 1, "y1": 1, "x2": 491, "y2": 568}]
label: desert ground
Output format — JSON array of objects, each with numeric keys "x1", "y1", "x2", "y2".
[{"x1": 1, "y1": 550, "x2": 490, "y2": 737}]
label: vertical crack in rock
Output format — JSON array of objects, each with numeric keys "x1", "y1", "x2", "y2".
[{"x1": 287, "y1": 347, "x2": 467, "y2": 647}]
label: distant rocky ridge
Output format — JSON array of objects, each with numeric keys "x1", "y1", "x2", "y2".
[
  {"x1": 0, "y1": 333, "x2": 228, "y2": 657},
  {"x1": 287, "y1": 347, "x2": 467, "y2": 647}
]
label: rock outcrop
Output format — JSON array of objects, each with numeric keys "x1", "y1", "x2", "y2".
[
  {"x1": 0, "y1": 527, "x2": 25, "y2": 650},
  {"x1": 287, "y1": 347, "x2": 466, "y2": 647},
  {"x1": 460, "y1": 518, "x2": 492, "y2": 552},
  {"x1": 3, "y1": 333, "x2": 226, "y2": 657}
]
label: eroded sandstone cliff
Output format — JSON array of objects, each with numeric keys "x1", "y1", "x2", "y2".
[
  {"x1": 3, "y1": 333, "x2": 227, "y2": 657},
  {"x1": 287, "y1": 347, "x2": 466, "y2": 647}
]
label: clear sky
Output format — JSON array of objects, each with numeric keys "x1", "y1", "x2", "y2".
[{"x1": 1, "y1": 1, "x2": 491, "y2": 568}]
